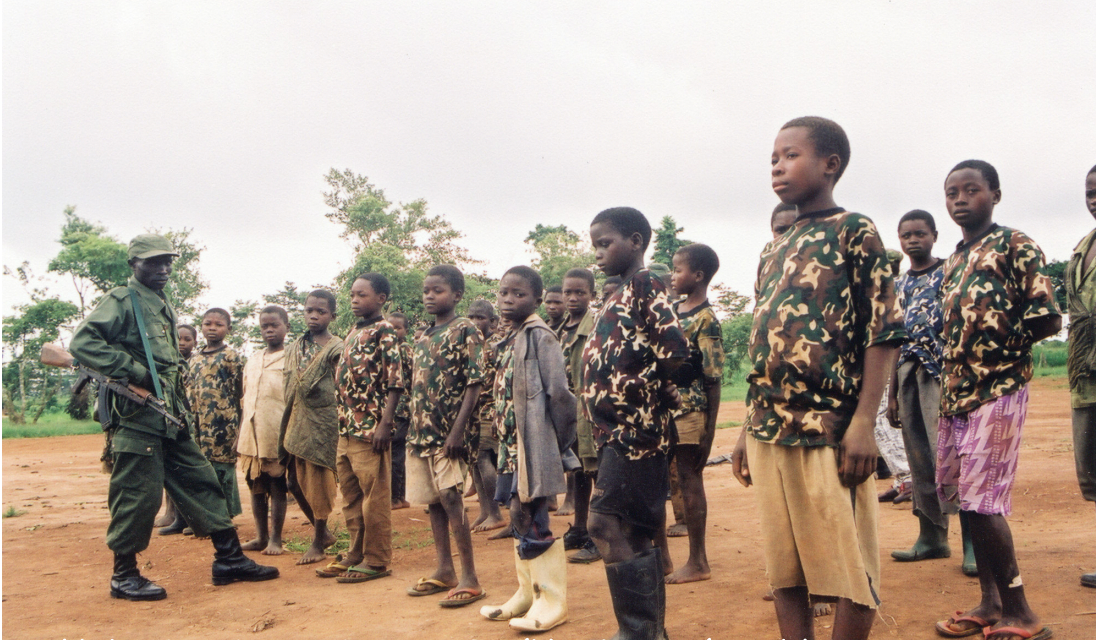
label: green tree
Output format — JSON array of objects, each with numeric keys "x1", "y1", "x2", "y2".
[
  {"x1": 154, "y1": 227, "x2": 209, "y2": 318},
  {"x1": 720, "y1": 313, "x2": 754, "y2": 383},
  {"x1": 524, "y1": 224, "x2": 596, "y2": 288},
  {"x1": 650, "y1": 215, "x2": 692, "y2": 266},
  {"x1": 2, "y1": 293, "x2": 81, "y2": 423},
  {"x1": 1045, "y1": 259, "x2": 1068, "y2": 313},
  {"x1": 47, "y1": 207, "x2": 130, "y2": 314},
  {"x1": 227, "y1": 282, "x2": 312, "y2": 351}
]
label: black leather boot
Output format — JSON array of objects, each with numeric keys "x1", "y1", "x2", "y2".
[
  {"x1": 210, "y1": 528, "x2": 280, "y2": 586},
  {"x1": 110, "y1": 553, "x2": 167, "y2": 601},
  {"x1": 604, "y1": 547, "x2": 668, "y2": 640}
]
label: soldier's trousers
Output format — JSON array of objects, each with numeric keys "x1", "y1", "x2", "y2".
[{"x1": 107, "y1": 427, "x2": 234, "y2": 555}]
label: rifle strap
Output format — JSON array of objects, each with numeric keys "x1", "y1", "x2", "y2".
[{"x1": 128, "y1": 287, "x2": 165, "y2": 399}]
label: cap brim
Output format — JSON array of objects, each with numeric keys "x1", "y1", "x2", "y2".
[{"x1": 133, "y1": 250, "x2": 180, "y2": 260}]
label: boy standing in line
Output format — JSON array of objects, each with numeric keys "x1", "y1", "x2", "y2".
[
  {"x1": 933, "y1": 160, "x2": 1060, "y2": 640},
  {"x1": 558, "y1": 267, "x2": 601, "y2": 564},
  {"x1": 282, "y1": 290, "x2": 343, "y2": 568},
  {"x1": 387, "y1": 311, "x2": 412, "y2": 511},
  {"x1": 467, "y1": 299, "x2": 505, "y2": 533},
  {"x1": 1068, "y1": 165, "x2": 1096, "y2": 589},
  {"x1": 156, "y1": 323, "x2": 199, "y2": 535},
  {"x1": 238, "y1": 306, "x2": 290, "y2": 555},
  {"x1": 331, "y1": 273, "x2": 404, "y2": 583},
  {"x1": 189, "y1": 308, "x2": 245, "y2": 520},
  {"x1": 582, "y1": 207, "x2": 693, "y2": 639},
  {"x1": 405, "y1": 265, "x2": 486, "y2": 607},
  {"x1": 544, "y1": 285, "x2": 566, "y2": 333},
  {"x1": 732, "y1": 117, "x2": 905, "y2": 640},
  {"x1": 665, "y1": 243, "x2": 724, "y2": 585}
]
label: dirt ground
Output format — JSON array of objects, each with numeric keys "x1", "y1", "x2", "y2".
[{"x1": 3, "y1": 377, "x2": 1093, "y2": 640}]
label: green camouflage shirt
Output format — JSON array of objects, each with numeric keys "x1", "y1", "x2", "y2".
[
  {"x1": 493, "y1": 334, "x2": 518, "y2": 474},
  {"x1": 394, "y1": 341, "x2": 413, "y2": 422},
  {"x1": 745, "y1": 208, "x2": 906, "y2": 447},
  {"x1": 580, "y1": 270, "x2": 690, "y2": 459},
  {"x1": 188, "y1": 345, "x2": 244, "y2": 464},
  {"x1": 407, "y1": 317, "x2": 484, "y2": 452},
  {"x1": 336, "y1": 317, "x2": 406, "y2": 441},
  {"x1": 939, "y1": 224, "x2": 1060, "y2": 416},
  {"x1": 673, "y1": 301, "x2": 724, "y2": 416},
  {"x1": 473, "y1": 330, "x2": 507, "y2": 443}
]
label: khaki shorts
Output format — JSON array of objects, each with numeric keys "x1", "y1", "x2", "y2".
[
  {"x1": 406, "y1": 448, "x2": 468, "y2": 505},
  {"x1": 746, "y1": 437, "x2": 881, "y2": 608},
  {"x1": 675, "y1": 412, "x2": 706, "y2": 446},
  {"x1": 291, "y1": 456, "x2": 338, "y2": 521}
]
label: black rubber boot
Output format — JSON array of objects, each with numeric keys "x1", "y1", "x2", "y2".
[
  {"x1": 210, "y1": 528, "x2": 280, "y2": 586},
  {"x1": 604, "y1": 547, "x2": 668, "y2": 640},
  {"x1": 110, "y1": 553, "x2": 167, "y2": 601}
]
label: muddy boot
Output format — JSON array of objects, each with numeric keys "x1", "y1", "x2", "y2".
[
  {"x1": 210, "y1": 528, "x2": 280, "y2": 586},
  {"x1": 480, "y1": 540, "x2": 533, "y2": 621},
  {"x1": 891, "y1": 515, "x2": 950, "y2": 561},
  {"x1": 158, "y1": 515, "x2": 187, "y2": 536},
  {"x1": 959, "y1": 511, "x2": 977, "y2": 576},
  {"x1": 110, "y1": 553, "x2": 167, "y2": 601},
  {"x1": 604, "y1": 547, "x2": 668, "y2": 640},
  {"x1": 510, "y1": 540, "x2": 567, "y2": 632}
]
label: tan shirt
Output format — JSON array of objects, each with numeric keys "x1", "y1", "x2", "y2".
[{"x1": 237, "y1": 348, "x2": 286, "y2": 460}]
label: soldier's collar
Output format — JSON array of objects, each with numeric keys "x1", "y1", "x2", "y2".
[
  {"x1": 355, "y1": 314, "x2": 383, "y2": 329},
  {"x1": 955, "y1": 223, "x2": 1000, "y2": 252}
]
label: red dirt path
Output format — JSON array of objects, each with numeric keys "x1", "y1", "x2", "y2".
[{"x1": 3, "y1": 377, "x2": 1093, "y2": 639}]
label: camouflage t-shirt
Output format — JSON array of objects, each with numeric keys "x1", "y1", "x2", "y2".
[
  {"x1": 474, "y1": 330, "x2": 507, "y2": 442},
  {"x1": 745, "y1": 208, "x2": 906, "y2": 447},
  {"x1": 188, "y1": 345, "x2": 244, "y2": 464},
  {"x1": 673, "y1": 301, "x2": 724, "y2": 416},
  {"x1": 336, "y1": 317, "x2": 406, "y2": 441},
  {"x1": 394, "y1": 341, "x2": 413, "y2": 423},
  {"x1": 492, "y1": 334, "x2": 518, "y2": 475},
  {"x1": 407, "y1": 317, "x2": 484, "y2": 452},
  {"x1": 939, "y1": 225, "x2": 1060, "y2": 416},
  {"x1": 895, "y1": 261, "x2": 946, "y2": 379},
  {"x1": 580, "y1": 270, "x2": 690, "y2": 459}
]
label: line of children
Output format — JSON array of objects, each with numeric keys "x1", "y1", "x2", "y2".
[
  {"x1": 189, "y1": 308, "x2": 245, "y2": 523},
  {"x1": 386, "y1": 311, "x2": 413, "y2": 511},
  {"x1": 237, "y1": 306, "x2": 289, "y2": 555},
  {"x1": 478, "y1": 266, "x2": 576, "y2": 632},
  {"x1": 466, "y1": 299, "x2": 506, "y2": 534},
  {"x1": 282, "y1": 290, "x2": 343, "y2": 567}
]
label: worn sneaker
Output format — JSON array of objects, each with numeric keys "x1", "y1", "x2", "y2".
[
  {"x1": 567, "y1": 539, "x2": 602, "y2": 564},
  {"x1": 562, "y1": 524, "x2": 588, "y2": 551}
]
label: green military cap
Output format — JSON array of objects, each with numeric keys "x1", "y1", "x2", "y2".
[
  {"x1": 128, "y1": 234, "x2": 179, "y2": 260},
  {"x1": 647, "y1": 262, "x2": 671, "y2": 279}
]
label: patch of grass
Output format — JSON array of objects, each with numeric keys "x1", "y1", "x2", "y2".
[
  {"x1": 4, "y1": 506, "x2": 27, "y2": 518},
  {"x1": 715, "y1": 420, "x2": 741, "y2": 430},
  {"x1": 720, "y1": 377, "x2": 749, "y2": 403},
  {"x1": 2, "y1": 412, "x2": 101, "y2": 439}
]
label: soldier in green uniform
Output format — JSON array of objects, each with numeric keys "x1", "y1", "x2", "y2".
[{"x1": 70, "y1": 234, "x2": 279, "y2": 601}]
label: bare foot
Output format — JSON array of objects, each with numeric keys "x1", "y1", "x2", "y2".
[
  {"x1": 240, "y1": 538, "x2": 267, "y2": 551},
  {"x1": 487, "y1": 525, "x2": 513, "y2": 540},
  {"x1": 661, "y1": 557, "x2": 674, "y2": 576},
  {"x1": 297, "y1": 541, "x2": 329, "y2": 565},
  {"x1": 812, "y1": 602, "x2": 832, "y2": 617},
  {"x1": 392, "y1": 500, "x2": 410, "y2": 510},
  {"x1": 262, "y1": 540, "x2": 284, "y2": 556},
  {"x1": 470, "y1": 512, "x2": 487, "y2": 530},
  {"x1": 666, "y1": 523, "x2": 688, "y2": 537},
  {"x1": 555, "y1": 505, "x2": 575, "y2": 517},
  {"x1": 472, "y1": 515, "x2": 506, "y2": 533},
  {"x1": 665, "y1": 564, "x2": 711, "y2": 584}
]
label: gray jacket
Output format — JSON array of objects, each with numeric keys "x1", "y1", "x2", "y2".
[{"x1": 512, "y1": 315, "x2": 577, "y2": 501}]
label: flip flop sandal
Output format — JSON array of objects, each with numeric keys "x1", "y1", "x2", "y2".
[
  {"x1": 315, "y1": 556, "x2": 351, "y2": 578},
  {"x1": 335, "y1": 565, "x2": 392, "y2": 583},
  {"x1": 406, "y1": 577, "x2": 454, "y2": 597},
  {"x1": 983, "y1": 626, "x2": 1052, "y2": 640},
  {"x1": 438, "y1": 587, "x2": 487, "y2": 608},
  {"x1": 935, "y1": 611, "x2": 992, "y2": 638}
]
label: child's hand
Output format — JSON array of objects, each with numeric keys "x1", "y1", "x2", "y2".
[
  {"x1": 660, "y1": 382, "x2": 682, "y2": 410},
  {"x1": 886, "y1": 397, "x2": 901, "y2": 429},
  {"x1": 837, "y1": 415, "x2": 878, "y2": 487},
  {"x1": 731, "y1": 428, "x2": 751, "y2": 488},
  {"x1": 372, "y1": 422, "x2": 392, "y2": 454},
  {"x1": 443, "y1": 432, "x2": 465, "y2": 460}
]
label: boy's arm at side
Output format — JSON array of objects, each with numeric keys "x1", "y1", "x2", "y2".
[
  {"x1": 444, "y1": 382, "x2": 482, "y2": 459},
  {"x1": 372, "y1": 388, "x2": 402, "y2": 454},
  {"x1": 886, "y1": 349, "x2": 901, "y2": 428},
  {"x1": 1025, "y1": 314, "x2": 1062, "y2": 343},
  {"x1": 731, "y1": 426, "x2": 750, "y2": 488},
  {"x1": 696, "y1": 380, "x2": 721, "y2": 473},
  {"x1": 837, "y1": 343, "x2": 896, "y2": 488}
]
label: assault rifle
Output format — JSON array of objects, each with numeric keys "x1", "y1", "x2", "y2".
[{"x1": 40, "y1": 343, "x2": 186, "y2": 432}]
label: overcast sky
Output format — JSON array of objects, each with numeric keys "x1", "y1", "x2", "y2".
[{"x1": 4, "y1": 2, "x2": 1095, "y2": 319}]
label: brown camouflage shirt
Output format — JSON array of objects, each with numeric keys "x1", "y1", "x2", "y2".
[
  {"x1": 745, "y1": 208, "x2": 906, "y2": 447},
  {"x1": 407, "y1": 317, "x2": 484, "y2": 452},
  {"x1": 493, "y1": 334, "x2": 518, "y2": 474},
  {"x1": 673, "y1": 301, "x2": 724, "y2": 416},
  {"x1": 939, "y1": 224, "x2": 1061, "y2": 416},
  {"x1": 394, "y1": 341, "x2": 413, "y2": 423},
  {"x1": 473, "y1": 330, "x2": 507, "y2": 443},
  {"x1": 188, "y1": 345, "x2": 244, "y2": 464},
  {"x1": 336, "y1": 317, "x2": 406, "y2": 441},
  {"x1": 580, "y1": 270, "x2": 689, "y2": 459}
]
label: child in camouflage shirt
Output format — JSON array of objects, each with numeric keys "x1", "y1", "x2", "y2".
[
  {"x1": 386, "y1": 312, "x2": 412, "y2": 511},
  {"x1": 666, "y1": 243, "x2": 724, "y2": 586},
  {"x1": 331, "y1": 273, "x2": 404, "y2": 584},
  {"x1": 405, "y1": 265, "x2": 486, "y2": 607},
  {"x1": 156, "y1": 323, "x2": 198, "y2": 535},
  {"x1": 189, "y1": 308, "x2": 244, "y2": 520},
  {"x1": 581, "y1": 207, "x2": 693, "y2": 639},
  {"x1": 732, "y1": 117, "x2": 905, "y2": 640},
  {"x1": 466, "y1": 299, "x2": 505, "y2": 534},
  {"x1": 933, "y1": 160, "x2": 1060, "y2": 640}
]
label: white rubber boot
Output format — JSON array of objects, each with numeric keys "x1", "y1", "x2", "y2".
[
  {"x1": 509, "y1": 539, "x2": 568, "y2": 632},
  {"x1": 480, "y1": 540, "x2": 532, "y2": 621}
]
